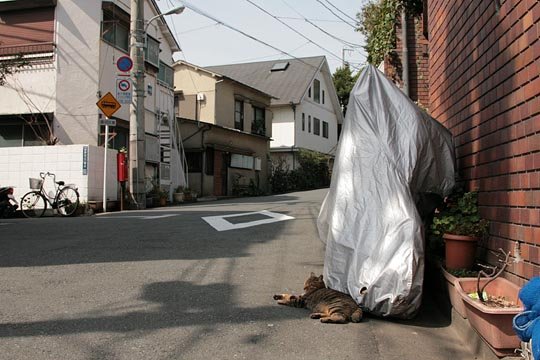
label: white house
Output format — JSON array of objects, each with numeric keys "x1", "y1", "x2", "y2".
[
  {"x1": 206, "y1": 56, "x2": 343, "y2": 169},
  {"x1": 0, "y1": 0, "x2": 185, "y2": 206}
]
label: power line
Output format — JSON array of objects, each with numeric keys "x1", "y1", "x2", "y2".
[
  {"x1": 321, "y1": 0, "x2": 359, "y2": 24},
  {"x1": 243, "y1": 0, "x2": 358, "y2": 67},
  {"x1": 276, "y1": 16, "x2": 348, "y2": 23},
  {"x1": 176, "y1": 0, "x2": 320, "y2": 70},
  {"x1": 176, "y1": 22, "x2": 220, "y2": 35},
  {"x1": 279, "y1": 0, "x2": 363, "y2": 48},
  {"x1": 315, "y1": 0, "x2": 356, "y2": 29}
]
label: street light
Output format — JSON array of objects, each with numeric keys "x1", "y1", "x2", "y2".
[
  {"x1": 129, "y1": 2, "x2": 185, "y2": 209},
  {"x1": 145, "y1": 5, "x2": 185, "y2": 32}
]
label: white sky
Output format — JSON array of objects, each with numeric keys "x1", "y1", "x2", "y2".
[{"x1": 156, "y1": 0, "x2": 368, "y2": 74}]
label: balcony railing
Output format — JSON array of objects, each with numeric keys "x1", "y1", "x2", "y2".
[{"x1": 0, "y1": 42, "x2": 55, "y2": 60}]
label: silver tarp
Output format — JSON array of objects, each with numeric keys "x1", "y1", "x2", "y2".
[{"x1": 317, "y1": 65, "x2": 456, "y2": 318}]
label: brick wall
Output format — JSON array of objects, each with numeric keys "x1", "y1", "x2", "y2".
[
  {"x1": 428, "y1": 0, "x2": 540, "y2": 284},
  {"x1": 389, "y1": 13, "x2": 430, "y2": 109}
]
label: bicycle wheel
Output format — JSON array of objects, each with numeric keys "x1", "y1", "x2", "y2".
[
  {"x1": 21, "y1": 191, "x2": 47, "y2": 218},
  {"x1": 56, "y1": 187, "x2": 79, "y2": 216}
]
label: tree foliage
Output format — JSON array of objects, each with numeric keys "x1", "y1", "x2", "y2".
[
  {"x1": 332, "y1": 65, "x2": 360, "y2": 116},
  {"x1": 0, "y1": 54, "x2": 27, "y2": 86},
  {"x1": 356, "y1": 0, "x2": 423, "y2": 66}
]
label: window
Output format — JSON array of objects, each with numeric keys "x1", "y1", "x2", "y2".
[
  {"x1": 302, "y1": 113, "x2": 305, "y2": 131},
  {"x1": 145, "y1": 35, "x2": 160, "y2": 67},
  {"x1": 0, "y1": 123, "x2": 48, "y2": 147},
  {"x1": 186, "y1": 152, "x2": 202, "y2": 172},
  {"x1": 308, "y1": 87, "x2": 311, "y2": 98},
  {"x1": 270, "y1": 62, "x2": 289, "y2": 71},
  {"x1": 308, "y1": 115, "x2": 311, "y2": 133},
  {"x1": 314, "y1": 79, "x2": 320, "y2": 103},
  {"x1": 158, "y1": 61, "x2": 174, "y2": 88},
  {"x1": 313, "y1": 117, "x2": 320, "y2": 136},
  {"x1": 101, "y1": 8, "x2": 130, "y2": 52},
  {"x1": 252, "y1": 106, "x2": 265, "y2": 136},
  {"x1": 322, "y1": 121, "x2": 328, "y2": 138},
  {"x1": 230, "y1": 154, "x2": 254, "y2": 169},
  {"x1": 322, "y1": 90, "x2": 325, "y2": 104},
  {"x1": 234, "y1": 100, "x2": 244, "y2": 131}
]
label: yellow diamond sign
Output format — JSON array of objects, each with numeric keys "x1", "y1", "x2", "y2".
[{"x1": 96, "y1": 92, "x2": 121, "y2": 118}]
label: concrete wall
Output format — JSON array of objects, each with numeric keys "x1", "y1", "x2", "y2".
[
  {"x1": 429, "y1": 0, "x2": 540, "y2": 283},
  {"x1": 0, "y1": 145, "x2": 117, "y2": 203},
  {"x1": 54, "y1": 0, "x2": 101, "y2": 146}
]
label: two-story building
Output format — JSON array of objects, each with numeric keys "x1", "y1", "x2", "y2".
[
  {"x1": 173, "y1": 61, "x2": 273, "y2": 197},
  {"x1": 206, "y1": 56, "x2": 343, "y2": 170},
  {"x1": 0, "y1": 0, "x2": 185, "y2": 203}
]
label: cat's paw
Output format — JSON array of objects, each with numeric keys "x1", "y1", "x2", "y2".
[{"x1": 273, "y1": 294, "x2": 284, "y2": 300}]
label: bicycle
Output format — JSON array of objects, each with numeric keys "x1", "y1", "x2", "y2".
[{"x1": 20, "y1": 172, "x2": 80, "y2": 218}]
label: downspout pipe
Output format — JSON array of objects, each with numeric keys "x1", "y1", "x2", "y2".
[{"x1": 401, "y1": 9, "x2": 409, "y2": 97}]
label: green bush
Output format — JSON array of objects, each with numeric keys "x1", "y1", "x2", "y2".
[
  {"x1": 431, "y1": 191, "x2": 489, "y2": 238},
  {"x1": 270, "y1": 149, "x2": 331, "y2": 194}
]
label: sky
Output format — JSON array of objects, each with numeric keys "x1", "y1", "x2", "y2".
[{"x1": 156, "y1": 0, "x2": 368, "y2": 74}]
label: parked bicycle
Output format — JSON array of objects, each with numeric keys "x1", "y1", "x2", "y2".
[{"x1": 20, "y1": 172, "x2": 80, "y2": 218}]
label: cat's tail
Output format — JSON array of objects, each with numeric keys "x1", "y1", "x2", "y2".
[{"x1": 351, "y1": 308, "x2": 363, "y2": 323}]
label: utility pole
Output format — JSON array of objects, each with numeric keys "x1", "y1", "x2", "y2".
[{"x1": 129, "y1": 0, "x2": 146, "y2": 209}]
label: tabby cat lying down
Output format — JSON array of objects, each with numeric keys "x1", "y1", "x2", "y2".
[{"x1": 273, "y1": 273, "x2": 363, "y2": 324}]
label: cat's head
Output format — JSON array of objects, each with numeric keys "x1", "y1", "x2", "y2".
[{"x1": 303, "y1": 272, "x2": 325, "y2": 292}]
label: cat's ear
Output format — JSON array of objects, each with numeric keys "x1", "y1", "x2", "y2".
[{"x1": 319, "y1": 275, "x2": 323, "y2": 281}]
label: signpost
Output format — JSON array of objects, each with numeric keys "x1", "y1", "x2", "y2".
[
  {"x1": 96, "y1": 92, "x2": 121, "y2": 213},
  {"x1": 116, "y1": 78, "x2": 132, "y2": 105}
]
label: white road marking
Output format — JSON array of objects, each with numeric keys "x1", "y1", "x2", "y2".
[
  {"x1": 202, "y1": 210, "x2": 294, "y2": 231},
  {"x1": 97, "y1": 214, "x2": 180, "y2": 220}
]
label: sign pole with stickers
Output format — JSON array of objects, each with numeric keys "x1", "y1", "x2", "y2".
[{"x1": 96, "y1": 92, "x2": 121, "y2": 213}]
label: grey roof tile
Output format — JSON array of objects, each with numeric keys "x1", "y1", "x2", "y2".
[{"x1": 205, "y1": 56, "x2": 325, "y2": 106}]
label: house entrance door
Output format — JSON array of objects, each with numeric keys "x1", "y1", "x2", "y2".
[{"x1": 213, "y1": 151, "x2": 229, "y2": 196}]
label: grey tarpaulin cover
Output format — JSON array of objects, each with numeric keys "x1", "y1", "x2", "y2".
[{"x1": 317, "y1": 65, "x2": 456, "y2": 318}]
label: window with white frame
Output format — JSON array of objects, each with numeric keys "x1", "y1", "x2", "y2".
[
  {"x1": 313, "y1": 79, "x2": 320, "y2": 103},
  {"x1": 322, "y1": 121, "x2": 328, "y2": 138},
  {"x1": 302, "y1": 113, "x2": 305, "y2": 131},
  {"x1": 313, "y1": 117, "x2": 320, "y2": 136},
  {"x1": 230, "y1": 154, "x2": 254, "y2": 169}
]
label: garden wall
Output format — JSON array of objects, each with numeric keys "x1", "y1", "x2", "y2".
[{"x1": 428, "y1": 0, "x2": 540, "y2": 284}]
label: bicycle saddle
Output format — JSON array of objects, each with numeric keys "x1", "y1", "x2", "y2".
[{"x1": 56, "y1": 181, "x2": 65, "y2": 186}]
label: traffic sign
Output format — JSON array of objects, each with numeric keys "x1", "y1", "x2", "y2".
[
  {"x1": 116, "y1": 56, "x2": 133, "y2": 72},
  {"x1": 99, "y1": 119, "x2": 117, "y2": 126},
  {"x1": 96, "y1": 92, "x2": 121, "y2": 118},
  {"x1": 116, "y1": 78, "x2": 132, "y2": 105}
]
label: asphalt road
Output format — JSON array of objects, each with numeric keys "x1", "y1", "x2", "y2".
[{"x1": 0, "y1": 189, "x2": 477, "y2": 360}]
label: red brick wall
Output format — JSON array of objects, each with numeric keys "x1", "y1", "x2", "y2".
[
  {"x1": 389, "y1": 13, "x2": 430, "y2": 109},
  {"x1": 428, "y1": 0, "x2": 540, "y2": 284}
]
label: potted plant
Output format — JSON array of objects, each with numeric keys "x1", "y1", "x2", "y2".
[
  {"x1": 182, "y1": 187, "x2": 193, "y2": 202},
  {"x1": 158, "y1": 188, "x2": 168, "y2": 206},
  {"x1": 441, "y1": 267, "x2": 478, "y2": 319},
  {"x1": 431, "y1": 191, "x2": 489, "y2": 270},
  {"x1": 454, "y1": 249, "x2": 523, "y2": 356},
  {"x1": 173, "y1": 186, "x2": 185, "y2": 203}
]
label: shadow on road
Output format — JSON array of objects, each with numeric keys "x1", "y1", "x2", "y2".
[{"x1": 0, "y1": 280, "x2": 306, "y2": 338}]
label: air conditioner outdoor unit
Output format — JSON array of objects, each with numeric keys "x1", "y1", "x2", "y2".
[{"x1": 196, "y1": 93, "x2": 206, "y2": 101}]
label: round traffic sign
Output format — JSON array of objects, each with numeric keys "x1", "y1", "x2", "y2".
[
  {"x1": 118, "y1": 79, "x2": 131, "y2": 91},
  {"x1": 117, "y1": 56, "x2": 133, "y2": 72}
]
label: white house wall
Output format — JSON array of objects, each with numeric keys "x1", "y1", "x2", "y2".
[
  {"x1": 54, "y1": 0, "x2": 101, "y2": 146},
  {"x1": 0, "y1": 64, "x2": 56, "y2": 116},
  {"x1": 270, "y1": 106, "x2": 295, "y2": 148},
  {"x1": 295, "y1": 73, "x2": 338, "y2": 155}
]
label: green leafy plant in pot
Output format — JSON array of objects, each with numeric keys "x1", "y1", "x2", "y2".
[{"x1": 431, "y1": 191, "x2": 489, "y2": 270}]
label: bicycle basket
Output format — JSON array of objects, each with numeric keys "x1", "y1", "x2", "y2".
[{"x1": 29, "y1": 178, "x2": 43, "y2": 190}]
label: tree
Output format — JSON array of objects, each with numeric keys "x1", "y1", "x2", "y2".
[
  {"x1": 332, "y1": 65, "x2": 360, "y2": 116},
  {"x1": 0, "y1": 54, "x2": 27, "y2": 86}
]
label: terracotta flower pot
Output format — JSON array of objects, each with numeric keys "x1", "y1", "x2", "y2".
[
  {"x1": 443, "y1": 233, "x2": 478, "y2": 270},
  {"x1": 455, "y1": 277, "x2": 523, "y2": 356},
  {"x1": 441, "y1": 266, "x2": 476, "y2": 318}
]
